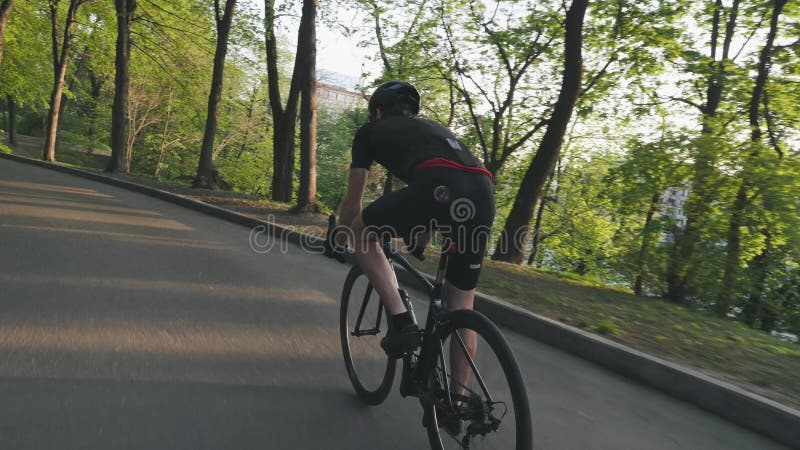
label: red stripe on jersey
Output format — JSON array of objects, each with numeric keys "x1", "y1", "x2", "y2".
[{"x1": 415, "y1": 157, "x2": 494, "y2": 182}]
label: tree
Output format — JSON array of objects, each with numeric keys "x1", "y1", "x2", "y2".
[
  {"x1": 195, "y1": 0, "x2": 237, "y2": 188},
  {"x1": 434, "y1": 0, "x2": 559, "y2": 178},
  {"x1": 107, "y1": 0, "x2": 136, "y2": 173},
  {"x1": 492, "y1": 0, "x2": 588, "y2": 263},
  {"x1": 265, "y1": 0, "x2": 298, "y2": 202},
  {"x1": 358, "y1": 0, "x2": 439, "y2": 193},
  {"x1": 602, "y1": 131, "x2": 689, "y2": 294},
  {"x1": 0, "y1": 1, "x2": 51, "y2": 145},
  {"x1": 717, "y1": 0, "x2": 788, "y2": 318},
  {"x1": 42, "y1": 0, "x2": 92, "y2": 162},
  {"x1": 666, "y1": 0, "x2": 743, "y2": 304},
  {"x1": 4, "y1": 95, "x2": 15, "y2": 145},
  {"x1": 0, "y1": 0, "x2": 13, "y2": 69},
  {"x1": 120, "y1": 0, "x2": 216, "y2": 175},
  {"x1": 294, "y1": 0, "x2": 318, "y2": 211},
  {"x1": 316, "y1": 107, "x2": 370, "y2": 210}
]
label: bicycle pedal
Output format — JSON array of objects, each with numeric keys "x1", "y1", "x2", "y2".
[{"x1": 399, "y1": 359, "x2": 419, "y2": 397}]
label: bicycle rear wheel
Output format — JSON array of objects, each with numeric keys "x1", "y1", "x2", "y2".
[
  {"x1": 340, "y1": 265, "x2": 397, "y2": 405},
  {"x1": 423, "y1": 309, "x2": 532, "y2": 450}
]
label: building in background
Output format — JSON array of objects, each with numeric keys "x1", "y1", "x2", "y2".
[
  {"x1": 660, "y1": 184, "x2": 690, "y2": 230},
  {"x1": 317, "y1": 82, "x2": 366, "y2": 113}
]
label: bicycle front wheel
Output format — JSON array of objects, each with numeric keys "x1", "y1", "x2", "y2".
[
  {"x1": 340, "y1": 265, "x2": 397, "y2": 405},
  {"x1": 423, "y1": 309, "x2": 532, "y2": 450}
]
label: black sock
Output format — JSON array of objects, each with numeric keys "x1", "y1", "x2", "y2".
[{"x1": 391, "y1": 311, "x2": 413, "y2": 330}]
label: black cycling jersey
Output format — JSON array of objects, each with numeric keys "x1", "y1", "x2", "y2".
[{"x1": 350, "y1": 115, "x2": 485, "y2": 183}]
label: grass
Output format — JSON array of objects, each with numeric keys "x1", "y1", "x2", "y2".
[{"x1": 5, "y1": 141, "x2": 800, "y2": 410}]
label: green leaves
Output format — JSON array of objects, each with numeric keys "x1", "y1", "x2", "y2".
[{"x1": 1, "y1": 0, "x2": 798, "y2": 334}]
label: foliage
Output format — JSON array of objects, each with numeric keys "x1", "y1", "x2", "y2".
[
  {"x1": 0, "y1": 0, "x2": 798, "y2": 338},
  {"x1": 316, "y1": 106, "x2": 365, "y2": 211},
  {"x1": 0, "y1": 1, "x2": 53, "y2": 109}
]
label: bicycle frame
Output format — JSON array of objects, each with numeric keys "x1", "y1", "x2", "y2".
[
  {"x1": 378, "y1": 239, "x2": 469, "y2": 402},
  {"x1": 341, "y1": 233, "x2": 531, "y2": 448}
]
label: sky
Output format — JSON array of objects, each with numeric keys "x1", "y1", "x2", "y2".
[
  {"x1": 316, "y1": 8, "x2": 379, "y2": 86},
  {"x1": 242, "y1": 0, "x2": 379, "y2": 89}
]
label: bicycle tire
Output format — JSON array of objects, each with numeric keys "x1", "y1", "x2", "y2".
[
  {"x1": 340, "y1": 265, "x2": 397, "y2": 405},
  {"x1": 423, "y1": 309, "x2": 532, "y2": 450}
]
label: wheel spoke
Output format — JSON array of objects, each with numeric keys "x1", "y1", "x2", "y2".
[
  {"x1": 340, "y1": 267, "x2": 396, "y2": 405},
  {"x1": 454, "y1": 329, "x2": 494, "y2": 404},
  {"x1": 423, "y1": 310, "x2": 532, "y2": 450}
]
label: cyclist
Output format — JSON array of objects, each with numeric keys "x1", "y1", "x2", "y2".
[{"x1": 330, "y1": 80, "x2": 495, "y2": 366}]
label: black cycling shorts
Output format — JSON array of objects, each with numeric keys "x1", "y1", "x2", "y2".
[{"x1": 362, "y1": 167, "x2": 495, "y2": 291}]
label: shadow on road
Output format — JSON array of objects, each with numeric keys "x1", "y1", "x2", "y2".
[{"x1": 0, "y1": 375, "x2": 384, "y2": 450}]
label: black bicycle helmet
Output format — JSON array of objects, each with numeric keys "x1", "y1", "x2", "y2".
[{"x1": 368, "y1": 81, "x2": 420, "y2": 119}]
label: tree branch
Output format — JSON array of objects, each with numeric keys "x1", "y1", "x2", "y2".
[
  {"x1": 733, "y1": 13, "x2": 766, "y2": 61},
  {"x1": 710, "y1": 0, "x2": 722, "y2": 60},
  {"x1": 582, "y1": 56, "x2": 614, "y2": 97},
  {"x1": 582, "y1": 0, "x2": 625, "y2": 97},
  {"x1": 721, "y1": 0, "x2": 741, "y2": 60},
  {"x1": 665, "y1": 95, "x2": 705, "y2": 113},
  {"x1": 763, "y1": 89, "x2": 784, "y2": 158},
  {"x1": 504, "y1": 115, "x2": 549, "y2": 157},
  {"x1": 470, "y1": 1, "x2": 512, "y2": 76},
  {"x1": 774, "y1": 38, "x2": 800, "y2": 51},
  {"x1": 437, "y1": 5, "x2": 489, "y2": 160},
  {"x1": 368, "y1": 0, "x2": 393, "y2": 75}
]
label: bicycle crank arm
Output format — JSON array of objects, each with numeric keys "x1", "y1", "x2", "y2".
[{"x1": 351, "y1": 329, "x2": 381, "y2": 337}]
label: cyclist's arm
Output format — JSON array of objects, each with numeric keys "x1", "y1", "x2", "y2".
[{"x1": 338, "y1": 168, "x2": 368, "y2": 246}]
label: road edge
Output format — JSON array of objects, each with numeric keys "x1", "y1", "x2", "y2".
[{"x1": 2, "y1": 152, "x2": 797, "y2": 447}]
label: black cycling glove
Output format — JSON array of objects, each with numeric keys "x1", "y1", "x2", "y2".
[{"x1": 324, "y1": 215, "x2": 347, "y2": 264}]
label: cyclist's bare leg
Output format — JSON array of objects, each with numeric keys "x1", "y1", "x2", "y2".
[
  {"x1": 350, "y1": 213, "x2": 406, "y2": 315},
  {"x1": 444, "y1": 282, "x2": 477, "y2": 397}
]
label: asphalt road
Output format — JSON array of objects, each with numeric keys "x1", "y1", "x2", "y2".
[{"x1": 0, "y1": 157, "x2": 787, "y2": 450}]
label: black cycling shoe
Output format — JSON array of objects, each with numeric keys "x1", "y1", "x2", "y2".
[
  {"x1": 422, "y1": 401, "x2": 464, "y2": 436},
  {"x1": 380, "y1": 323, "x2": 420, "y2": 358}
]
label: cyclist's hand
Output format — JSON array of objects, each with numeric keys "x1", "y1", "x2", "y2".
[{"x1": 324, "y1": 214, "x2": 347, "y2": 264}]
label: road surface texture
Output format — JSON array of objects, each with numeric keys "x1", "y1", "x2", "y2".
[{"x1": 0, "y1": 158, "x2": 787, "y2": 449}]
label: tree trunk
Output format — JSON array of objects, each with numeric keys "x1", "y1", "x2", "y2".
[
  {"x1": 6, "y1": 95, "x2": 15, "y2": 146},
  {"x1": 526, "y1": 196, "x2": 547, "y2": 266},
  {"x1": 86, "y1": 68, "x2": 104, "y2": 153},
  {"x1": 0, "y1": 0, "x2": 13, "y2": 69},
  {"x1": 492, "y1": 0, "x2": 588, "y2": 263},
  {"x1": 743, "y1": 230, "x2": 772, "y2": 328},
  {"x1": 527, "y1": 171, "x2": 556, "y2": 266},
  {"x1": 155, "y1": 88, "x2": 173, "y2": 177},
  {"x1": 194, "y1": 0, "x2": 236, "y2": 188},
  {"x1": 633, "y1": 192, "x2": 660, "y2": 295},
  {"x1": 237, "y1": 83, "x2": 260, "y2": 159},
  {"x1": 717, "y1": 0, "x2": 786, "y2": 318},
  {"x1": 271, "y1": 118, "x2": 296, "y2": 201},
  {"x1": 55, "y1": 45, "x2": 89, "y2": 151},
  {"x1": 43, "y1": 0, "x2": 84, "y2": 162},
  {"x1": 717, "y1": 185, "x2": 747, "y2": 316},
  {"x1": 667, "y1": 0, "x2": 740, "y2": 304},
  {"x1": 294, "y1": 0, "x2": 318, "y2": 212},
  {"x1": 265, "y1": 0, "x2": 300, "y2": 202},
  {"x1": 107, "y1": 0, "x2": 136, "y2": 172}
]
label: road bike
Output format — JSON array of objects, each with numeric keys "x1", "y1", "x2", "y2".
[{"x1": 329, "y1": 216, "x2": 533, "y2": 449}]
